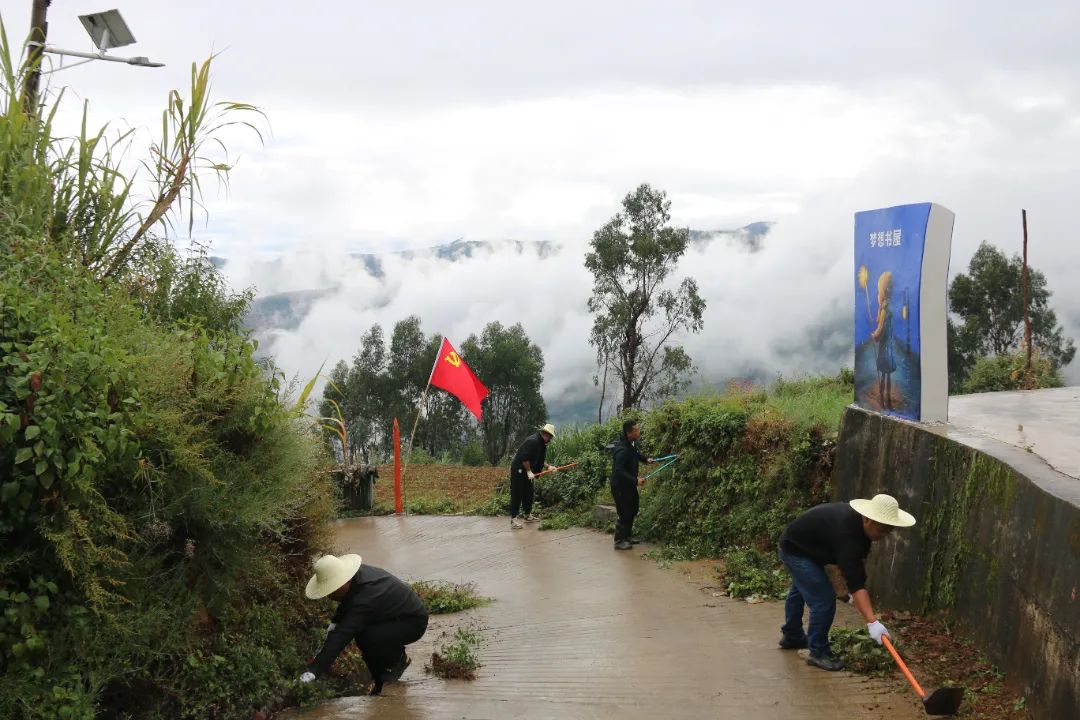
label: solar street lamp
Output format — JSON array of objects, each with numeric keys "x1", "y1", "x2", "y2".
[{"x1": 29, "y1": 8, "x2": 165, "y2": 69}]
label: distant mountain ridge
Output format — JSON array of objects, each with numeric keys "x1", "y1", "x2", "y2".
[
  {"x1": 230, "y1": 221, "x2": 777, "y2": 424},
  {"x1": 239, "y1": 222, "x2": 773, "y2": 340}
]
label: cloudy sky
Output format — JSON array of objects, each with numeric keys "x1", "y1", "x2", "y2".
[{"x1": 8, "y1": 1, "x2": 1080, "y2": 411}]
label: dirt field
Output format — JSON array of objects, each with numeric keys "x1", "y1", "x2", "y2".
[{"x1": 370, "y1": 464, "x2": 506, "y2": 515}]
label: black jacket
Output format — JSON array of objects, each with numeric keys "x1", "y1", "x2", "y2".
[
  {"x1": 308, "y1": 564, "x2": 427, "y2": 676},
  {"x1": 779, "y1": 502, "x2": 872, "y2": 592},
  {"x1": 610, "y1": 437, "x2": 647, "y2": 486},
  {"x1": 511, "y1": 433, "x2": 547, "y2": 475}
]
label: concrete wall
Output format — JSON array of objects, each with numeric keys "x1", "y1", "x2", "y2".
[{"x1": 833, "y1": 406, "x2": 1080, "y2": 718}]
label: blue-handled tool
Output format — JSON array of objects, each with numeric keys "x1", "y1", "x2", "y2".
[{"x1": 645, "y1": 454, "x2": 680, "y2": 479}]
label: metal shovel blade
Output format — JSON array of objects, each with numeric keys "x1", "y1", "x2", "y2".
[{"x1": 922, "y1": 687, "x2": 964, "y2": 716}]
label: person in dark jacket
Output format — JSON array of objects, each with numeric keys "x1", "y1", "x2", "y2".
[
  {"x1": 508, "y1": 423, "x2": 557, "y2": 529},
  {"x1": 299, "y1": 554, "x2": 429, "y2": 694},
  {"x1": 777, "y1": 494, "x2": 916, "y2": 671},
  {"x1": 609, "y1": 419, "x2": 654, "y2": 550}
]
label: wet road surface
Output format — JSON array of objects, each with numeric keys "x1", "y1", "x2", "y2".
[
  {"x1": 282, "y1": 516, "x2": 922, "y2": 720},
  {"x1": 947, "y1": 386, "x2": 1080, "y2": 481}
]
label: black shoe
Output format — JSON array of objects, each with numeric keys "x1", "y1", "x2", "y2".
[
  {"x1": 778, "y1": 634, "x2": 809, "y2": 650},
  {"x1": 806, "y1": 653, "x2": 844, "y2": 671},
  {"x1": 369, "y1": 678, "x2": 385, "y2": 695},
  {"x1": 384, "y1": 653, "x2": 411, "y2": 683},
  {"x1": 614, "y1": 540, "x2": 633, "y2": 550}
]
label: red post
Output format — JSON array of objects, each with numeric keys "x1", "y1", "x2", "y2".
[{"x1": 393, "y1": 418, "x2": 403, "y2": 514}]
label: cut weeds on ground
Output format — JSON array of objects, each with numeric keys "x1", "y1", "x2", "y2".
[
  {"x1": 831, "y1": 611, "x2": 1030, "y2": 719},
  {"x1": 427, "y1": 627, "x2": 482, "y2": 680}
]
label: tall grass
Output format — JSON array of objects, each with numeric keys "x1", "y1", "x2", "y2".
[
  {"x1": 0, "y1": 19, "x2": 265, "y2": 279},
  {"x1": 1, "y1": 23, "x2": 335, "y2": 719}
]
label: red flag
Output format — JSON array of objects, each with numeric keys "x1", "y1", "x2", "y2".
[{"x1": 429, "y1": 337, "x2": 489, "y2": 421}]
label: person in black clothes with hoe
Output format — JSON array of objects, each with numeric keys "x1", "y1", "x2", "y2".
[
  {"x1": 777, "y1": 494, "x2": 916, "y2": 671},
  {"x1": 610, "y1": 419, "x2": 654, "y2": 550},
  {"x1": 299, "y1": 554, "x2": 429, "y2": 694},
  {"x1": 509, "y1": 423, "x2": 558, "y2": 529}
]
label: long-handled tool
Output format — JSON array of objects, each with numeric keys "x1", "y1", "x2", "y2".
[
  {"x1": 533, "y1": 462, "x2": 579, "y2": 478},
  {"x1": 882, "y1": 636, "x2": 964, "y2": 716},
  {"x1": 645, "y1": 454, "x2": 680, "y2": 480}
]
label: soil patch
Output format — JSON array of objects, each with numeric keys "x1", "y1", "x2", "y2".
[
  {"x1": 372, "y1": 464, "x2": 505, "y2": 514},
  {"x1": 877, "y1": 610, "x2": 1030, "y2": 719}
]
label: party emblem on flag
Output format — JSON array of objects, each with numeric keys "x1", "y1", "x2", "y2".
[{"x1": 429, "y1": 338, "x2": 489, "y2": 421}]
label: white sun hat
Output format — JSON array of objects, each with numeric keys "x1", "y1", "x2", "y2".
[
  {"x1": 539, "y1": 423, "x2": 556, "y2": 437},
  {"x1": 849, "y1": 494, "x2": 916, "y2": 527},
  {"x1": 305, "y1": 553, "x2": 363, "y2": 599}
]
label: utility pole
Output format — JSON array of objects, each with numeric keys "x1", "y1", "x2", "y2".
[
  {"x1": 22, "y1": 0, "x2": 52, "y2": 115},
  {"x1": 1022, "y1": 209, "x2": 1032, "y2": 373}
]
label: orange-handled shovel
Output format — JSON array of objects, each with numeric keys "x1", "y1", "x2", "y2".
[
  {"x1": 533, "y1": 462, "x2": 579, "y2": 478},
  {"x1": 882, "y1": 636, "x2": 964, "y2": 716}
]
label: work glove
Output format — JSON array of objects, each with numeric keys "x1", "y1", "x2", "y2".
[
  {"x1": 300, "y1": 671, "x2": 316, "y2": 684},
  {"x1": 526, "y1": 470, "x2": 536, "y2": 481},
  {"x1": 325, "y1": 622, "x2": 336, "y2": 638},
  {"x1": 867, "y1": 620, "x2": 890, "y2": 645},
  {"x1": 546, "y1": 463, "x2": 557, "y2": 471}
]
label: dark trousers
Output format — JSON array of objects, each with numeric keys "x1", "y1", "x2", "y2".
[
  {"x1": 610, "y1": 480, "x2": 639, "y2": 543},
  {"x1": 356, "y1": 614, "x2": 428, "y2": 680},
  {"x1": 509, "y1": 468, "x2": 534, "y2": 517},
  {"x1": 779, "y1": 548, "x2": 836, "y2": 658}
]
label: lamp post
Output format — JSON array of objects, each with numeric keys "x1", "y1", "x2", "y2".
[{"x1": 23, "y1": 6, "x2": 163, "y2": 112}]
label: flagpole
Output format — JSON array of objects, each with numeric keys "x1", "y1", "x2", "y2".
[{"x1": 401, "y1": 337, "x2": 444, "y2": 513}]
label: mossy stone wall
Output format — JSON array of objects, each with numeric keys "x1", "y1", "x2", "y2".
[{"x1": 833, "y1": 406, "x2": 1080, "y2": 718}]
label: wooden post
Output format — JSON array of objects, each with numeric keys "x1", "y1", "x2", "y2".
[
  {"x1": 1022, "y1": 209, "x2": 1032, "y2": 373},
  {"x1": 393, "y1": 418, "x2": 402, "y2": 514},
  {"x1": 22, "y1": 0, "x2": 51, "y2": 115}
]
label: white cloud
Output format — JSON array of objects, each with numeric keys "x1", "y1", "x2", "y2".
[{"x1": 6, "y1": 0, "x2": 1077, "y2": 399}]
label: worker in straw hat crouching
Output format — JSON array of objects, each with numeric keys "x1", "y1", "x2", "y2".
[
  {"x1": 508, "y1": 423, "x2": 558, "y2": 529},
  {"x1": 299, "y1": 554, "x2": 429, "y2": 694},
  {"x1": 776, "y1": 494, "x2": 916, "y2": 671}
]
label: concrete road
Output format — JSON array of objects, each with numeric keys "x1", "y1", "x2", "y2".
[
  {"x1": 948, "y1": 386, "x2": 1080, "y2": 481},
  {"x1": 283, "y1": 516, "x2": 922, "y2": 720}
]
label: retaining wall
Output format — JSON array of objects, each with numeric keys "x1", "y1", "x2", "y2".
[{"x1": 833, "y1": 406, "x2": 1080, "y2": 718}]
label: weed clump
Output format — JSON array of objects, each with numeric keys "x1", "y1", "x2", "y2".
[
  {"x1": 410, "y1": 581, "x2": 490, "y2": 614},
  {"x1": 829, "y1": 627, "x2": 896, "y2": 675},
  {"x1": 427, "y1": 628, "x2": 482, "y2": 680}
]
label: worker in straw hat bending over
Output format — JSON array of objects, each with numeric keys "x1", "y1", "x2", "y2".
[
  {"x1": 299, "y1": 554, "x2": 429, "y2": 694},
  {"x1": 776, "y1": 494, "x2": 916, "y2": 671},
  {"x1": 508, "y1": 423, "x2": 558, "y2": 529}
]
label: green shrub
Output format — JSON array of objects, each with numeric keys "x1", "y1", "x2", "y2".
[
  {"x1": 461, "y1": 441, "x2": 487, "y2": 466},
  {"x1": 0, "y1": 237, "x2": 336, "y2": 718},
  {"x1": 535, "y1": 419, "x2": 624, "y2": 509},
  {"x1": 720, "y1": 547, "x2": 790, "y2": 599},
  {"x1": 961, "y1": 349, "x2": 1063, "y2": 394},
  {"x1": 635, "y1": 385, "x2": 838, "y2": 557},
  {"x1": 471, "y1": 489, "x2": 510, "y2": 517}
]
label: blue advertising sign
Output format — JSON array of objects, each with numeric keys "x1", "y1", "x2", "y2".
[{"x1": 854, "y1": 203, "x2": 953, "y2": 422}]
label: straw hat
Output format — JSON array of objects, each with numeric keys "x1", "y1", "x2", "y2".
[
  {"x1": 305, "y1": 554, "x2": 362, "y2": 599},
  {"x1": 849, "y1": 494, "x2": 916, "y2": 527},
  {"x1": 539, "y1": 423, "x2": 556, "y2": 438}
]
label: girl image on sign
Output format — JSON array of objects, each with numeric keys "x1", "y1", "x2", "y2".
[{"x1": 870, "y1": 271, "x2": 897, "y2": 409}]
